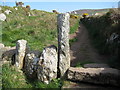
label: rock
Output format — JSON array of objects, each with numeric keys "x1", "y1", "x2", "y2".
[
  {"x1": 57, "y1": 13, "x2": 70, "y2": 77},
  {"x1": 0, "y1": 13, "x2": 6, "y2": 21},
  {"x1": 15, "y1": 40, "x2": 27, "y2": 69},
  {"x1": 28, "y1": 12, "x2": 31, "y2": 16},
  {"x1": 67, "y1": 67, "x2": 120, "y2": 86},
  {"x1": 24, "y1": 50, "x2": 41, "y2": 78},
  {"x1": 0, "y1": 47, "x2": 16, "y2": 64},
  {"x1": 0, "y1": 43, "x2": 4, "y2": 49},
  {"x1": 108, "y1": 33, "x2": 119, "y2": 43},
  {"x1": 4, "y1": 9, "x2": 12, "y2": 15},
  {"x1": 15, "y1": 8, "x2": 18, "y2": 10},
  {"x1": 0, "y1": 7, "x2": 2, "y2": 11},
  {"x1": 2, "y1": 48, "x2": 16, "y2": 61},
  {"x1": 95, "y1": 13, "x2": 99, "y2": 16},
  {"x1": 84, "y1": 63, "x2": 109, "y2": 68},
  {"x1": 37, "y1": 45, "x2": 57, "y2": 84}
]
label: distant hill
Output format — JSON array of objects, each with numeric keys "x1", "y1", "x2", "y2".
[{"x1": 69, "y1": 8, "x2": 110, "y2": 16}]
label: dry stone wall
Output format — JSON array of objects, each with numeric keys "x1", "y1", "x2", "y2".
[
  {"x1": 24, "y1": 50, "x2": 41, "y2": 78},
  {"x1": 37, "y1": 45, "x2": 58, "y2": 84}
]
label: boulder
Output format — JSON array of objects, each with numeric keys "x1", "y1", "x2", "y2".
[
  {"x1": 28, "y1": 12, "x2": 31, "y2": 16},
  {"x1": 107, "y1": 33, "x2": 119, "y2": 44},
  {"x1": 37, "y1": 45, "x2": 58, "y2": 84},
  {"x1": 2, "y1": 47, "x2": 16, "y2": 64},
  {"x1": 24, "y1": 50, "x2": 41, "y2": 78},
  {"x1": 4, "y1": 10, "x2": 12, "y2": 15},
  {"x1": 15, "y1": 8, "x2": 18, "y2": 10},
  {"x1": 15, "y1": 40, "x2": 27, "y2": 69},
  {"x1": 57, "y1": 13, "x2": 70, "y2": 77},
  {"x1": 0, "y1": 13, "x2": 6, "y2": 21},
  {"x1": 67, "y1": 67, "x2": 120, "y2": 86}
]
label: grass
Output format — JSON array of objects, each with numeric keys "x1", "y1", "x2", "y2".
[
  {"x1": 2, "y1": 64, "x2": 63, "y2": 88},
  {"x1": 2, "y1": 6, "x2": 57, "y2": 51},
  {"x1": 2, "y1": 6, "x2": 79, "y2": 51},
  {"x1": 69, "y1": 37, "x2": 78, "y2": 45},
  {"x1": 69, "y1": 19, "x2": 79, "y2": 34}
]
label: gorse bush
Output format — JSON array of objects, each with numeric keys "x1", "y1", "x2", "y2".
[{"x1": 81, "y1": 9, "x2": 120, "y2": 69}]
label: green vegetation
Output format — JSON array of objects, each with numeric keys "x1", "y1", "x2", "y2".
[
  {"x1": 2, "y1": 64, "x2": 63, "y2": 88},
  {"x1": 2, "y1": 6, "x2": 57, "y2": 51},
  {"x1": 69, "y1": 37, "x2": 78, "y2": 45},
  {"x1": 2, "y1": 6, "x2": 79, "y2": 51},
  {"x1": 70, "y1": 19, "x2": 79, "y2": 34},
  {"x1": 81, "y1": 9, "x2": 120, "y2": 69}
]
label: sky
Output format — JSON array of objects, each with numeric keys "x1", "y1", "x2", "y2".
[
  {"x1": 0, "y1": 0, "x2": 119, "y2": 13},
  {"x1": 0, "y1": 0, "x2": 120, "y2": 2}
]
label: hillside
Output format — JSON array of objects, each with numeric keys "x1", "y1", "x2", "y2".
[
  {"x1": 0, "y1": 6, "x2": 79, "y2": 51},
  {"x1": 69, "y1": 8, "x2": 110, "y2": 16}
]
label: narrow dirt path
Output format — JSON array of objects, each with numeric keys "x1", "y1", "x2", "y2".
[
  {"x1": 70, "y1": 23, "x2": 108, "y2": 67},
  {"x1": 62, "y1": 24, "x2": 116, "y2": 88}
]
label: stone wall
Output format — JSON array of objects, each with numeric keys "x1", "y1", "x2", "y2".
[{"x1": 1, "y1": 13, "x2": 71, "y2": 84}]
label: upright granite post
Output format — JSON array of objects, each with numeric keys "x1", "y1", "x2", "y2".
[
  {"x1": 57, "y1": 13, "x2": 70, "y2": 77},
  {"x1": 15, "y1": 40, "x2": 27, "y2": 69}
]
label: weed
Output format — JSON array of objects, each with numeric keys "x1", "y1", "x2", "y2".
[{"x1": 69, "y1": 37, "x2": 78, "y2": 45}]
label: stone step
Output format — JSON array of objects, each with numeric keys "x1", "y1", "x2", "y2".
[{"x1": 67, "y1": 67, "x2": 120, "y2": 86}]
